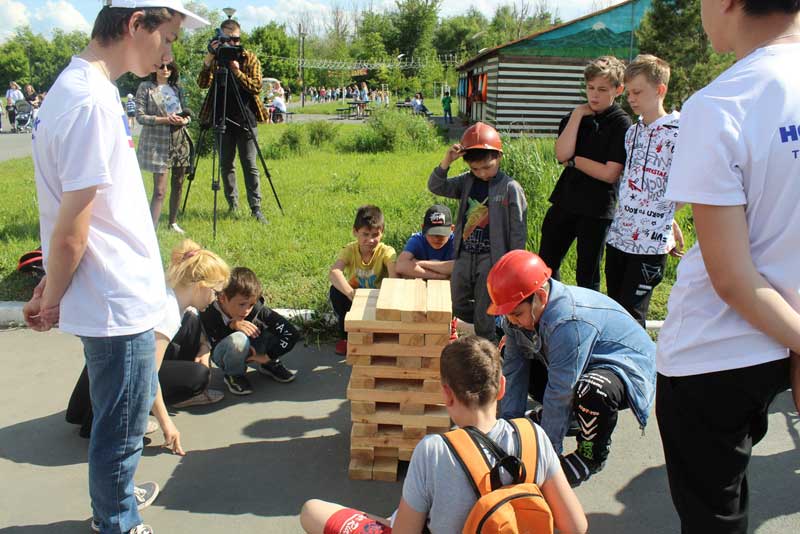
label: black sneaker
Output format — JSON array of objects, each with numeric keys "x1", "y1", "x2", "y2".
[
  {"x1": 224, "y1": 374, "x2": 253, "y2": 395},
  {"x1": 560, "y1": 451, "x2": 604, "y2": 488},
  {"x1": 134, "y1": 481, "x2": 159, "y2": 510},
  {"x1": 252, "y1": 209, "x2": 268, "y2": 224},
  {"x1": 258, "y1": 360, "x2": 297, "y2": 383}
]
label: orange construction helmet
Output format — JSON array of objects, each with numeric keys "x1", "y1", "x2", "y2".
[
  {"x1": 486, "y1": 250, "x2": 552, "y2": 316},
  {"x1": 460, "y1": 121, "x2": 503, "y2": 153}
]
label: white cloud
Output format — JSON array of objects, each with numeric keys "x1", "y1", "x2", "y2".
[
  {"x1": 34, "y1": 0, "x2": 91, "y2": 34},
  {"x1": 239, "y1": 0, "x2": 332, "y2": 32},
  {"x1": 0, "y1": 0, "x2": 29, "y2": 41}
]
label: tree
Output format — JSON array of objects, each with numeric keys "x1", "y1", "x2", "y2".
[
  {"x1": 637, "y1": 0, "x2": 734, "y2": 109},
  {"x1": 389, "y1": 0, "x2": 441, "y2": 60},
  {"x1": 433, "y1": 8, "x2": 489, "y2": 58},
  {"x1": 249, "y1": 22, "x2": 296, "y2": 84}
]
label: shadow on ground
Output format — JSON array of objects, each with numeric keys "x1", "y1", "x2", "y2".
[
  {"x1": 0, "y1": 520, "x2": 89, "y2": 533},
  {"x1": 586, "y1": 392, "x2": 800, "y2": 533},
  {"x1": 0, "y1": 410, "x2": 87, "y2": 467}
]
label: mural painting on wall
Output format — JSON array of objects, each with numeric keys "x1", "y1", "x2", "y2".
[{"x1": 505, "y1": 0, "x2": 653, "y2": 59}]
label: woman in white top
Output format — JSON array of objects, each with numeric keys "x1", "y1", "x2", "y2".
[{"x1": 5, "y1": 81, "x2": 24, "y2": 132}]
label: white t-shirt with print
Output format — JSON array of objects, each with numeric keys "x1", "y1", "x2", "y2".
[
  {"x1": 32, "y1": 57, "x2": 166, "y2": 337},
  {"x1": 607, "y1": 111, "x2": 680, "y2": 255},
  {"x1": 157, "y1": 84, "x2": 182, "y2": 115},
  {"x1": 658, "y1": 43, "x2": 800, "y2": 377}
]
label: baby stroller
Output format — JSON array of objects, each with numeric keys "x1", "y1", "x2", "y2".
[{"x1": 14, "y1": 100, "x2": 33, "y2": 133}]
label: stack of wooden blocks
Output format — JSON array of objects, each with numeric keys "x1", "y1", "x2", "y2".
[{"x1": 344, "y1": 278, "x2": 453, "y2": 481}]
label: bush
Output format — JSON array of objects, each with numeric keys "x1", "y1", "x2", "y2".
[
  {"x1": 279, "y1": 124, "x2": 310, "y2": 155},
  {"x1": 499, "y1": 135, "x2": 562, "y2": 253},
  {"x1": 307, "y1": 120, "x2": 339, "y2": 146},
  {"x1": 340, "y1": 109, "x2": 438, "y2": 153}
]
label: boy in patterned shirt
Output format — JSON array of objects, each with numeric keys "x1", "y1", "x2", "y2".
[{"x1": 604, "y1": 55, "x2": 684, "y2": 327}]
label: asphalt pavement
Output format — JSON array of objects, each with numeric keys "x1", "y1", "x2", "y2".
[{"x1": 1, "y1": 327, "x2": 798, "y2": 533}]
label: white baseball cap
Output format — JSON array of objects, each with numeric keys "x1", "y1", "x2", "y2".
[{"x1": 105, "y1": 0, "x2": 210, "y2": 30}]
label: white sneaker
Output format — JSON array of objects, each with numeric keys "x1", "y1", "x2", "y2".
[
  {"x1": 172, "y1": 388, "x2": 224, "y2": 408},
  {"x1": 129, "y1": 525, "x2": 154, "y2": 534},
  {"x1": 134, "y1": 481, "x2": 159, "y2": 510},
  {"x1": 169, "y1": 222, "x2": 185, "y2": 234}
]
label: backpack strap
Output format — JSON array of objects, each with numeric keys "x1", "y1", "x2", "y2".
[
  {"x1": 441, "y1": 429, "x2": 494, "y2": 499},
  {"x1": 509, "y1": 417, "x2": 539, "y2": 484}
]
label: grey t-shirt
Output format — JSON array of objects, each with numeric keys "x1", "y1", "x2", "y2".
[{"x1": 401, "y1": 419, "x2": 559, "y2": 534}]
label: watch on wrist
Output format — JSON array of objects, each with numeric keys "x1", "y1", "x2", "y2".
[{"x1": 567, "y1": 158, "x2": 576, "y2": 168}]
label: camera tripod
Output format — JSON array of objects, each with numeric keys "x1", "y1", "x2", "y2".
[{"x1": 182, "y1": 61, "x2": 283, "y2": 239}]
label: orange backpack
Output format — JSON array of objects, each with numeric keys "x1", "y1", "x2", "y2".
[{"x1": 441, "y1": 418, "x2": 554, "y2": 534}]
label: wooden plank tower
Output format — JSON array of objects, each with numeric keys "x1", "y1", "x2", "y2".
[{"x1": 344, "y1": 278, "x2": 453, "y2": 481}]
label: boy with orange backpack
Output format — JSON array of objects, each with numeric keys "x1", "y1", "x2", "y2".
[{"x1": 299, "y1": 336, "x2": 587, "y2": 534}]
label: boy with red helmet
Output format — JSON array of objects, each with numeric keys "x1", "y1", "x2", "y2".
[
  {"x1": 428, "y1": 122, "x2": 528, "y2": 342},
  {"x1": 487, "y1": 250, "x2": 656, "y2": 487}
]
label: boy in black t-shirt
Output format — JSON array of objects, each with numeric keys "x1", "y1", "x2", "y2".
[{"x1": 539, "y1": 56, "x2": 631, "y2": 291}]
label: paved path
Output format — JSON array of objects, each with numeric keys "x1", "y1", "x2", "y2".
[{"x1": 1, "y1": 328, "x2": 798, "y2": 533}]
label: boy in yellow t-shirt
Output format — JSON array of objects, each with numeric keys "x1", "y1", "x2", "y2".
[{"x1": 329, "y1": 205, "x2": 397, "y2": 354}]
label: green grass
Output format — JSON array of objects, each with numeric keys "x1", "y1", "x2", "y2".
[{"x1": 0, "y1": 122, "x2": 694, "y2": 324}]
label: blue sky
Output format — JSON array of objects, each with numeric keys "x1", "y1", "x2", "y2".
[{"x1": 0, "y1": 0, "x2": 622, "y2": 41}]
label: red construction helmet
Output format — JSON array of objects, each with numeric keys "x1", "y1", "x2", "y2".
[
  {"x1": 461, "y1": 121, "x2": 503, "y2": 153},
  {"x1": 486, "y1": 250, "x2": 552, "y2": 316}
]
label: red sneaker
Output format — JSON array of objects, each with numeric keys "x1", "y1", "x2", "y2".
[
  {"x1": 335, "y1": 339, "x2": 348, "y2": 355},
  {"x1": 449, "y1": 318, "x2": 458, "y2": 342}
]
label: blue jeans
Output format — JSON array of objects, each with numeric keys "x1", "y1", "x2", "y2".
[
  {"x1": 81, "y1": 331, "x2": 158, "y2": 534},
  {"x1": 211, "y1": 331, "x2": 268, "y2": 376}
]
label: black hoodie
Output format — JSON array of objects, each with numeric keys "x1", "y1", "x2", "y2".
[{"x1": 548, "y1": 103, "x2": 632, "y2": 220}]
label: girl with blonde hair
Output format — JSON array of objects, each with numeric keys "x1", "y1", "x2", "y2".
[{"x1": 66, "y1": 240, "x2": 230, "y2": 455}]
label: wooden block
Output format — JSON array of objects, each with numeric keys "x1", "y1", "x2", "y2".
[
  {"x1": 426, "y1": 280, "x2": 452, "y2": 323},
  {"x1": 375, "y1": 279, "x2": 403, "y2": 321},
  {"x1": 349, "y1": 375, "x2": 375, "y2": 389},
  {"x1": 403, "y1": 279, "x2": 429, "y2": 323},
  {"x1": 372, "y1": 457, "x2": 399, "y2": 482},
  {"x1": 425, "y1": 333, "x2": 450, "y2": 346},
  {"x1": 348, "y1": 342, "x2": 442, "y2": 358},
  {"x1": 399, "y1": 333, "x2": 425, "y2": 346},
  {"x1": 351, "y1": 404, "x2": 451, "y2": 427},
  {"x1": 348, "y1": 458, "x2": 373, "y2": 480},
  {"x1": 348, "y1": 332, "x2": 373, "y2": 345},
  {"x1": 374, "y1": 446, "x2": 399, "y2": 458},
  {"x1": 345, "y1": 287, "x2": 450, "y2": 334},
  {"x1": 400, "y1": 402, "x2": 426, "y2": 415},
  {"x1": 345, "y1": 289, "x2": 379, "y2": 326},
  {"x1": 348, "y1": 381, "x2": 443, "y2": 405},
  {"x1": 350, "y1": 446, "x2": 375, "y2": 462},
  {"x1": 346, "y1": 355, "x2": 373, "y2": 366},
  {"x1": 398, "y1": 357, "x2": 423, "y2": 369},
  {"x1": 352, "y1": 423, "x2": 378, "y2": 437},
  {"x1": 424, "y1": 358, "x2": 441, "y2": 371},
  {"x1": 423, "y1": 380, "x2": 441, "y2": 393},
  {"x1": 403, "y1": 426, "x2": 427, "y2": 439},
  {"x1": 351, "y1": 364, "x2": 440, "y2": 381},
  {"x1": 399, "y1": 449, "x2": 413, "y2": 462},
  {"x1": 351, "y1": 401, "x2": 376, "y2": 415}
]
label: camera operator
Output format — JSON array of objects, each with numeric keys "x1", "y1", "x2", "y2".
[{"x1": 198, "y1": 18, "x2": 269, "y2": 224}]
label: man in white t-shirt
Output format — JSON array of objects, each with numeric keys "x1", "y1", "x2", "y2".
[
  {"x1": 655, "y1": 1, "x2": 800, "y2": 532},
  {"x1": 22, "y1": 2, "x2": 207, "y2": 534}
]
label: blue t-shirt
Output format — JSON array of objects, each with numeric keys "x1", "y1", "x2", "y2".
[{"x1": 403, "y1": 232, "x2": 455, "y2": 261}]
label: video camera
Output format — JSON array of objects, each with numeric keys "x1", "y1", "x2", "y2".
[{"x1": 207, "y1": 28, "x2": 243, "y2": 64}]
